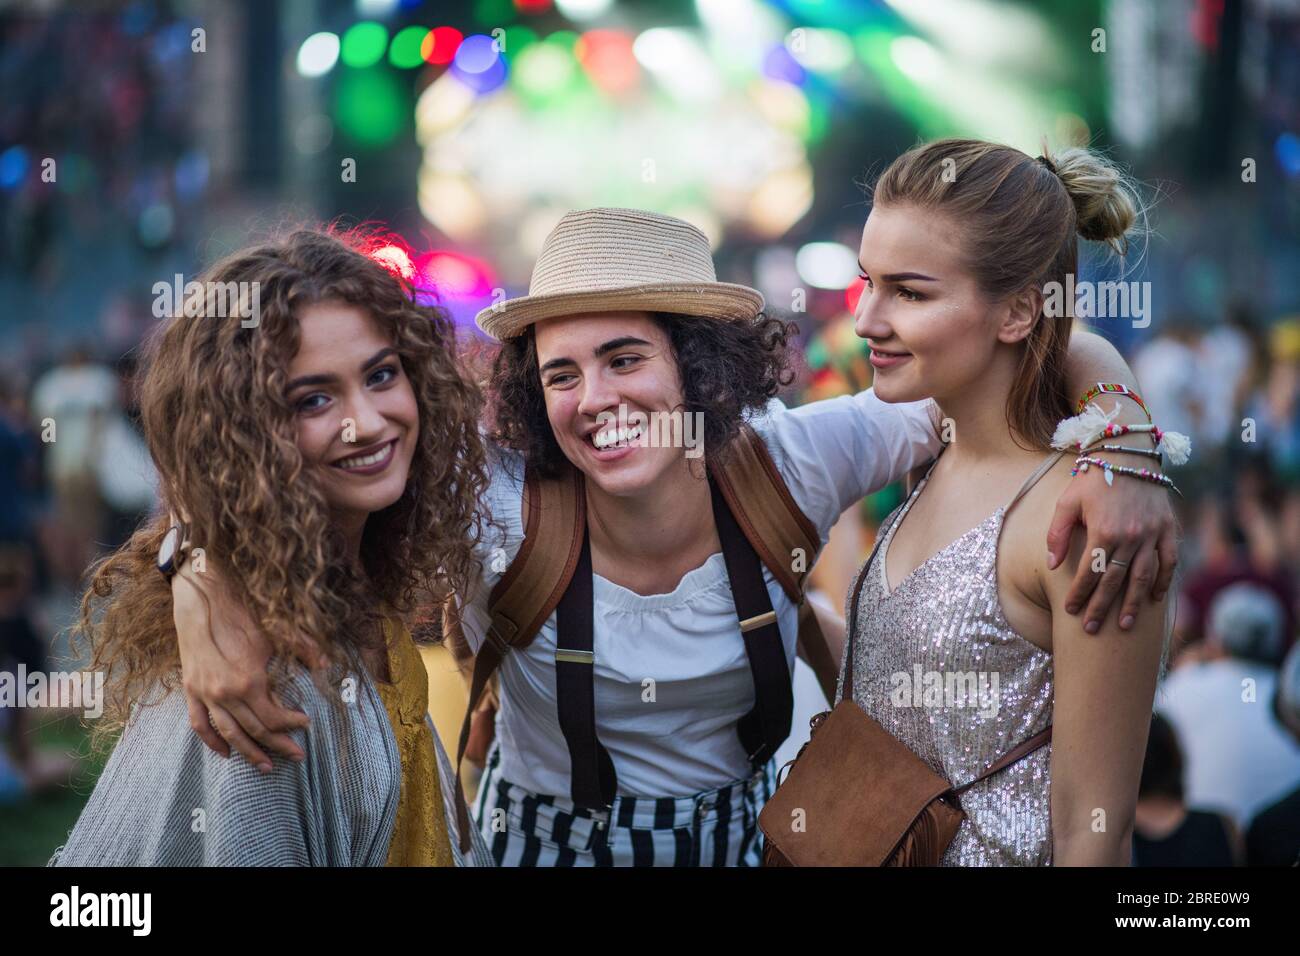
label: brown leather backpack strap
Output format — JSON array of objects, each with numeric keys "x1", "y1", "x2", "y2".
[
  {"x1": 712, "y1": 424, "x2": 820, "y2": 603},
  {"x1": 451, "y1": 464, "x2": 586, "y2": 851},
  {"x1": 714, "y1": 425, "x2": 838, "y2": 696},
  {"x1": 951, "y1": 726, "x2": 1053, "y2": 796},
  {"x1": 797, "y1": 601, "x2": 838, "y2": 703},
  {"x1": 486, "y1": 464, "x2": 587, "y2": 648}
]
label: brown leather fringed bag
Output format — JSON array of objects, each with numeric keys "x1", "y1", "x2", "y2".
[{"x1": 758, "y1": 501, "x2": 1052, "y2": 867}]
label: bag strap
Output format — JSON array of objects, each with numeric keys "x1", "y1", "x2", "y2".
[
  {"x1": 711, "y1": 424, "x2": 821, "y2": 602},
  {"x1": 486, "y1": 465, "x2": 587, "y2": 647},
  {"x1": 841, "y1": 483, "x2": 922, "y2": 702},
  {"x1": 713, "y1": 425, "x2": 836, "y2": 701},
  {"x1": 952, "y1": 726, "x2": 1053, "y2": 795},
  {"x1": 481, "y1": 427, "x2": 827, "y2": 686},
  {"x1": 450, "y1": 464, "x2": 585, "y2": 851},
  {"x1": 840, "y1": 451, "x2": 1052, "y2": 794}
]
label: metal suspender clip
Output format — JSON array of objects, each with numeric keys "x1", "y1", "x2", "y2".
[
  {"x1": 738, "y1": 609, "x2": 777, "y2": 633},
  {"x1": 554, "y1": 648, "x2": 595, "y2": 665}
]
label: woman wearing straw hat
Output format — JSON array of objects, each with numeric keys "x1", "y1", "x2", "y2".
[{"x1": 167, "y1": 207, "x2": 1176, "y2": 866}]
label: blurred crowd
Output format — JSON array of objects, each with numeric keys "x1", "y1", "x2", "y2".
[{"x1": 1123, "y1": 307, "x2": 1300, "y2": 865}]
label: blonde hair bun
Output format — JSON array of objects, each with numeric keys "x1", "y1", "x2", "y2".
[{"x1": 1043, "y1": 146, "x2": 1144, "y2": 255}]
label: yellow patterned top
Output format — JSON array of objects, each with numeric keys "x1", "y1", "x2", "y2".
[{"x1": 375, "y1": 617, "x2": 454, "y2": 867}]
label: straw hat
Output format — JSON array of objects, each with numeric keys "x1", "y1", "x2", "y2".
[{"x1": 475, "y1": 207, "x2": 765, "y2": 340}]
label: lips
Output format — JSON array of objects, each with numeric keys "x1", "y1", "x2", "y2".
[
  {"x1": 332, "y1": 438, "x2": 397, "y2": 474},
  {"x1": 869, "y1": 346, "x2": 912, "y2": 370},
  {"x1": 590, "y1": 424, "x2": 643, "y2": 450},
  {"x1": 581, "y1": 420, "x2": 644, "y2": 464}
]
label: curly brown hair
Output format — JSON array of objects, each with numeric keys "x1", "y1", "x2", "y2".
[
  {"x1": 488, "y1": 311, "x2": 795, "y2": 479},
  {"x1": 78, "y1": 227, "x2": 489, "y2": 738}
]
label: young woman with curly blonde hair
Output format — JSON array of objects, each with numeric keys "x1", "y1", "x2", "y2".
[{"x1": 52, "y1": 228, "x2": 493, "y2": 866}]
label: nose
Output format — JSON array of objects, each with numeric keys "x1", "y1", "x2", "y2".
[
  {"x1": 853, "y1": 283, "x2": 892, "y2": 343},
  {"x1": 576, "y1": 370, "x2": 621, "y2": 420},
  {"x1": 344, "y1": 388, "x2": 388, "y2": 444}
]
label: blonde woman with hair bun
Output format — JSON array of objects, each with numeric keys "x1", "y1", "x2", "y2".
[{"x1": 840, "y1": 138, "x2": 1171, "y2": 866}]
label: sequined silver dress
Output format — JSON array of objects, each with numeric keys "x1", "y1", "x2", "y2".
[{"x1": 839, "y1": 448, "x2": 1065, "y2": 866}]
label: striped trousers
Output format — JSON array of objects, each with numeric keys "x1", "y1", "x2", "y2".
[{"x1": 474, "y1": 744, "x2": 777, "y2": 866}]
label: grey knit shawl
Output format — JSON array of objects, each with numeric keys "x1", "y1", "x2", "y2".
[{"x1": 49, "y1": 664, "x2": 493, "y2": 867}]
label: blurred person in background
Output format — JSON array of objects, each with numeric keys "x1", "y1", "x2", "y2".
[
  {"x1": 1132, "y1": 316, "x2": 1208, "y2": 457},
  {"x1": 1158, "y1": 582, "x2": 1300, "y2": 828},
  {"x1": 1200, "y1": 303, "x2": 1257, "y2": 456},
  {"x1": 0, "y1": 376, "x2": 43, "y2": 551},
  {"x1": 1133, "y1": 713, "x2": 1239, "y2": 866},
  {"x1": 0, "y1": 375, "x2": 79, "y2": 798},
  {"x1": 0, "y1": 543, "x2": 80, "y2": 799},
  {"x1": 1174, "y1": 475, "x2": 1296, "y2": 663},
  {"x1": 1244, "y1": 318, "x2": 1300, "y2": 487},
  {"x1": 1245, "y1": 643, "x2": 1300, "y2": 866},
  {"x1": 96, "y1": 354, "x2": 158, "y2": 549},
  {"x1": 28, "y1": 345, "x2": 119, "y2": 585}
]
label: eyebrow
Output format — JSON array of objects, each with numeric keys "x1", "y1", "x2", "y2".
[
  {"x1": 538, "y1": 337, "x2": 653, "y2": 375},
  {"x1": 858, "y1": 262, "x2": 939, "y2": 283},
  {"x1": 285, "y1": 346, "x2": 398, "y2": 392}
]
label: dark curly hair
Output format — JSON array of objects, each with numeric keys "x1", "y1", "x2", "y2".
[{"x1": 489, "y1": 311, "x2": 795, "y2": 478}]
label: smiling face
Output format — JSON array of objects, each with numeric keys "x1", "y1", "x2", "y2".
[
  {"x1": 854, "y1": 203, "x2": 1013, "y2": 405},
  {"x1": 533, "y1": 310, "x2": 689, "y2": 498},
  {"x1": 286, "y1": 300, "x2": 418, "y2": 534}
]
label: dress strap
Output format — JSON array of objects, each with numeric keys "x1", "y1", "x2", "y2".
[
  {"x1": 1004, "y1": 451, "x2": 1068, "y2": 515},
  {"x1": 905, "y1": 442, "x2": 948, "y2": 505}
]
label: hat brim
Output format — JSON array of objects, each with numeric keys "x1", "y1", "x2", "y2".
[{"x1": 474, "y1": 282, "x2": 765, "y2": 340}]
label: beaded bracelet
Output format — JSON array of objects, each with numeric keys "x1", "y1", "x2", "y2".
[
  {"x1": 1053, "y1": 402, "x2": 1192, "y2": 466},
  {"x1": 1075, "y1": 382, "x2": 1152, "y2": 422},
  {"x1": 1072, "y1": 455, "x2": 1183, "y2": 498},
  {"x1": 1084, "y1": 443, "x2": 1164, "y2": 462}
]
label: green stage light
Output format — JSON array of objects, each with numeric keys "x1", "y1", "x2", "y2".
[
  {"x1": 390, "y1": 26, "x2": 430, "y2": 68},
  {"x1": 502, "y1": 25, "x2": 537, "y2": 57},
  {"x1": 341, "y1": 21, "x2": 388, "y2": 68},
  {"x1": 474, "y1": 0, "x2": 515, "y2": 27},
  {"x1": 544, "y1": 29, "x2": 579, "y2": 50},
  {"x1": 513, "y1": 41, "x2": 576, "y2": 99},
  {"x1": 336, "y1": 69, "x2": 406, "y2": 146}
]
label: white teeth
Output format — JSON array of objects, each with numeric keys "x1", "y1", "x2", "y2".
[
  {"x1": 591, "y1": 425, "x2": 643, "y2": 449},
  {"x1": 336, "y1": 441, "x2": 394, "y2": 470}
]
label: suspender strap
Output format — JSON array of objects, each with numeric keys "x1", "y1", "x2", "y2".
[
  {"x1": 710, "y1": 475, "x2": 793, "y2": 769},
  {"x1": 554, "y1": 530, "x2": 617, "y2": 810},
  {"x1": 552, "y1": 473, "x2": 796, "y2": 808}
]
